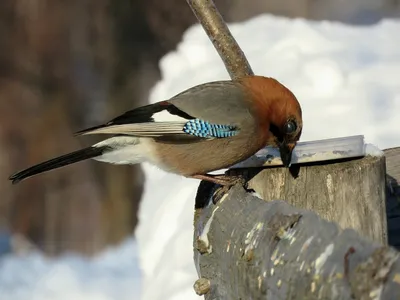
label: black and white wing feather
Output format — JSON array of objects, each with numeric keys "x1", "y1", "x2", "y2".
[
  {"x1": 75, "y1": 101, "x2": 194, "y2": 137},
  {"x1": 75, "y1": 122, "x2": 188, "y2": 137},
  {"x1": 74, "y1": 101, "x2": 239, "y2": 139}
]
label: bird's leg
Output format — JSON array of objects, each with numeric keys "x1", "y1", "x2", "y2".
[
  {"x1": 191, "y1": 173, "x2": 247, "y2": 205},
  {"x1": 191, "y1": 173, "x2": 245, "y2": 186}
]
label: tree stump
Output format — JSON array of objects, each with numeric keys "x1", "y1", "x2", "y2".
[
  {"x1": 384, "y1": 147, "x2": 400, "y2": 249},
  {"x1": 230, "y1": 154, "x2": 387, "y2": 244}
]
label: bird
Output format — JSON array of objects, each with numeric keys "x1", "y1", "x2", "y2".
[{"x1": 9, "y1": 75, "x2": 303, "y2": 186}]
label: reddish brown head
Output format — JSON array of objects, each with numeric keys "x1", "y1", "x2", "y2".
[{"x1": 238, "y1": 76, "x2": 303, "y2": 167}]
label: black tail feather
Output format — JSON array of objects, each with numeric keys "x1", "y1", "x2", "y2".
[{"x1": 9, "y1": 146, "x2": 106, "y2": 184}]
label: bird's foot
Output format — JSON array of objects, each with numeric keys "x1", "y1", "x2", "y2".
[
  {"x1": 212, "y1": 185, "x2": 231, "y2": 204},
  {"x1": 191, "y1": 173, "x2": 245, "y2": 186},
  {"x1": 191, "y1": 174, "x2": 248, "y2": 204}
]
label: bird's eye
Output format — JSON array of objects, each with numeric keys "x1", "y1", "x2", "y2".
[{"x1": 284, "y1": 120, "x2": 297, "y2": 134}]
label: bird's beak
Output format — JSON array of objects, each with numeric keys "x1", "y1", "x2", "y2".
[{"x1": 279, "y1": 142, "x2": 295, "y2": 168}]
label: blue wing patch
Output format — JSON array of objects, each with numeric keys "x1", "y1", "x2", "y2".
[{"x1": 183, "y1": 119, "x2": 238, "y2": 138}]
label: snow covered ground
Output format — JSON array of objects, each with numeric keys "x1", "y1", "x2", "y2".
[
  {"x1": 0, "y1": 238, "x2": 142, "y2": 300},
  {"x1": 1, "y1": 13, "x2": 400, "y2": 300}
]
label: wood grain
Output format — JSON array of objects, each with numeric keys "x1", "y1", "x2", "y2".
[
  {"x1": 247, "y1": 155, "x2": 387, "y2": 244},
  {"x1": 193, "y1": 185, "x2": 400, "y2": 300}
]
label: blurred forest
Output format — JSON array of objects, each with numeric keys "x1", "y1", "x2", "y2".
[{"x1": 1, "y1": 0, "x2": 399, "y2": 256}]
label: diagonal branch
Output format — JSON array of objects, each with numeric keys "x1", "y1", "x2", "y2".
[{"x1": 186, "y1": 0, "x2": 253, "y2": 79}]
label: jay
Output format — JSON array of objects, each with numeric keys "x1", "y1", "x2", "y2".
[{"x1": 9, "y1": 75, "x2": 303, "y2": 186}]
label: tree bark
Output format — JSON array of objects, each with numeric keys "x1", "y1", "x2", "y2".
[
  {"x1": 193, "y1": 185, "x2": 400, "y2": 300},
  {"x1": 240, "y1": 155, "x2": 387, "y2": 244},
  {"x1": 385, "y1": 147, "x2": 400, "y2": 249}
]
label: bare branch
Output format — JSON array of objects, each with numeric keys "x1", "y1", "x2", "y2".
[{"x1": 186, "y1": 0, "x2": 253, "y2": 79}]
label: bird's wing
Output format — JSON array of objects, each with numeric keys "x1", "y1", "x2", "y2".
[
  {"x1": 74, "y1": 100, "x2": 239, "y2": 139},
  {"x1": 168, "y1": 80, "x2": 253, "y2": 125}
]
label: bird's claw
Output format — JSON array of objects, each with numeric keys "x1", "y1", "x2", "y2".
[
  {"x1": 212, "y1": 185, "x2": 230, "y2": 204},
  {"x1": 212, "y1": 174, "x2": 246, "y2": 186},
  {"x1": 211, "y1": 174, "x2": 248, "y2": 204},
  {"x1": 191, "y1": 173, "x2": 250, "y2": 205}
]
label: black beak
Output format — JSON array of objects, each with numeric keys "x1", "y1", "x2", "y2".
[{"x1": 279, "y1": 142, "x2": 295, "y2": 167}]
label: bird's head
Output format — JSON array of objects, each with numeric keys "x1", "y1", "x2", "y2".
[
  {"x1": 266, "y1": 82, "x2": 302, "y2": 168},
  {"x1": 239, "y1": 76, "x2": 303, "y2": 167},
  {"x1": 269, "y1": 114, "x2": 302, "y2": 168}
]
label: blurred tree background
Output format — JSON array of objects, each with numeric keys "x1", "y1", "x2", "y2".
[{"x1": 0, "y1": 0, "x2": 399, "y2": 256}]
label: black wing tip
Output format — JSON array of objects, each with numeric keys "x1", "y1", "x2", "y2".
[
  {"x1": 73, "y1": 129, "x2": 88, "y2": 136},
  {"x1": 8, "y1": 173, "x2": 23, "y2": 185},
  {"x1": 74, "y1": 124, "x2": 107, "y2": 136}
]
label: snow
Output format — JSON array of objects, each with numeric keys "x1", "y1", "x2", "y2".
[
  {"x1": 198, "y1": 206, "x2": 219, "y2": 254},
  {"x1": 0, "y1": 238, "x2": 142, "y2": 300},
  {"x1": 365, "y1": 143, "x2": 385, "y2": 156},
  {"x1": 1, "y1": 13, "x2": 400, "y2": 300}
]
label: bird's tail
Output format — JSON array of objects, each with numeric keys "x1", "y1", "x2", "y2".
[{"x1": 9, "y1": 146, "x2": 107, "y2": 184}]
